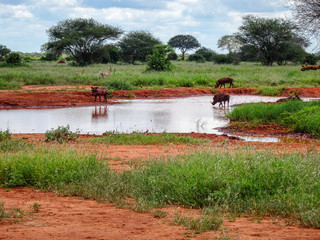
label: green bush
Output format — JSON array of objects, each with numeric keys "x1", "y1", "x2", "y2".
[
  {"x1": 188, "y1": 54, "x2": 206, "y2": 63},
  {"x1": 45, "y1": 125, "x2": 79, "y2": 143},
  {"x1": 0, "y1": 129, "x2": 10, "y2": 142},
  {"x1": 5, "y1": 52, "x2": 22, "y2": 65}
]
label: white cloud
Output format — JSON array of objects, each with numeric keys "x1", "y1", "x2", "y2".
[
  {"x1": 0, "y1": 4, "x2": 34, "y2": 19},
  {"x1": 33, "y1": 0, "x2": 78, "y2": 7}
]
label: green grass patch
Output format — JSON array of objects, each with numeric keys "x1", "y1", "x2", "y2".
[
  {"x1": 171, "y1": 211, "x2": 223, "y2": 233},
  {"x1": 0, "y1": 61, "x2": 319, "y2": 90},
  {"x1": 91, "y1": 132, "x2": 208, "y2": 145},
  {"x1": 1, "y1": 147, "x2": 319, "y2": 228},
  {"x1": 227, "y1": 100, "x2": 320, "y2": 137},
  {"x1": 123, "y1": 150, "x2": 320, "y2": 227}
]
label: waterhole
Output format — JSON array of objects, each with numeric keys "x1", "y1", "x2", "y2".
[{"x1": 0, "y1": 95, "x2": 318, "y2": 142}]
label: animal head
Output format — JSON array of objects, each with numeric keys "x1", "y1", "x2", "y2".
[{"x1": 91, "y1": 87, "x2": 99, "y2": 95}]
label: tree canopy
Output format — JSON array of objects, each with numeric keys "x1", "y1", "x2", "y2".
[
  {"x1": 288, "y1": 0, "x2": 320, "y2": 45},
  {"x1": 236, "y1": 15, "x2": 309, "y2": 65},
  {"x1": 168, "y1": 35, "x2": 200, "y2": 60},
  {"x1": 118, "y1": 30, "x2": 161, "y2": 64},
  {"x1": 42, "y1": 18, "x2": 123, "y2": 65},
  {"x1": 0, "y1": 45, "x2": 11, "y2": 61},
  {"x1": 217, "y1": 35, "x2": 242, "y2": 53}
]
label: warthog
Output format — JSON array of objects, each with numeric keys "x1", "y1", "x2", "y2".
[
  {"x1": 215, "y1": 77, "x2": 234, "y2": 88},
  {"x1": 91, "y1": 87, "x2": 109, "y2": 103},
  {"x1": 211, "y1": 93, "x2": 230, "y2": 107},
  {"x1": 276, "y1": 94, "x2": 302, "y2": 103}
]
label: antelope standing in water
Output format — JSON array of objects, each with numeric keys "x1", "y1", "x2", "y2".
[{"x1": 100, "y1": 67, "x2": 112, "y2": 78}]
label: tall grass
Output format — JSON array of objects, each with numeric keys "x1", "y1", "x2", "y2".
[
  {"x1": 227, "y1": 100, "x2": 320, "y2": 137},
  {"x1": 0, "y1": 61, "x2": 319, "y2": 90},
  {"x1": 1, "y1": 147, "x2": 318, "y2": 228},
  {"x1": 123, "y1": 150, "x2": 320, "y2": 227}
]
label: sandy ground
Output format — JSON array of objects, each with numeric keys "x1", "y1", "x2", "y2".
[{"x1": 1, "y1": 86, "x2": 320, "y2": 239}]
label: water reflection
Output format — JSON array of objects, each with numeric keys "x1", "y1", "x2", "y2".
[{"x1": 92, "y1": 106, "x2": 108, "y2": 120}]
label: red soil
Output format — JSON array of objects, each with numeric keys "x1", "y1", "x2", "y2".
[{"x1": 1, "y1": 86, "x2": 320, "y2": 239}]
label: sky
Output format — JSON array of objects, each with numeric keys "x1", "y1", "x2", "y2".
[{"x1": 0, "y1": 0, "x2": 314, "y2": 54}]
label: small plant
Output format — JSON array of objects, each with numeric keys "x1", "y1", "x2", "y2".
[
  {"x1": 0, "y1": 202, "x2": 24, "y2": 223},
  {"x1": 45, "y1": 125, "x2": 79, "y2": 143},
  {"x1": 152, "y1": 209, "x2": 168, "y2": 218},
  {"x1": 30, "y1": 203, "x2": 41, "y2": 212},
  {"x1": 0, "y1": 129, "x2": 11, "y2": 141},
  {"x1": 171, "y1": 212, "x2": 223, "y2": 234},
  {"x1": 123, "y1": 92, "x2": 136, "y2": 99}
]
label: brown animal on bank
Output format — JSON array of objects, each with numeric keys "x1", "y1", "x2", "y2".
[
  {"x1": 100, "y1": 67, "x2": 112, "y2": 78},
  {"x1": 211, "y1": 93, "x2": 230, "y2": 107},
  {"x1": 215, "y1": 77, "x2": 234, "y2": 88},
  {"x1": 276, "y1": 94, "x2": 302, "y2": 103},
  {"x1": 91, "y1": 87, "x2": 109, "y2": 103}
]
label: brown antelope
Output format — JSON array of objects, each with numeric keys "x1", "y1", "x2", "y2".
[
  {"x1": 91, "y1": 87, "x2": 109, "y2": 103},
  {"x1": 100, "y1": 67, "x2": 112, "y2": 78},
  {"x1": 215, "y1": 77, "x2": 234, "y2": 88},
  {"x1": 211, "y1": 93, "x2": 230, "y2": 107},
  {"x1": 75, "y1": 69, "x2": 85, "y2": 75}
]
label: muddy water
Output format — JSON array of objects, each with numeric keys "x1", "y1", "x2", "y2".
[{"x1": 0, "y1": 95, "x2": 283, "y2": 135}]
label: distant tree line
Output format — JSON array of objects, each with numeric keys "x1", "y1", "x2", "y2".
[{"x1": 1, "y1": 10, "x2": 320, "y2": 68}]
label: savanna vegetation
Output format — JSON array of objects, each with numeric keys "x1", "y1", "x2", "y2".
[
  {"x1": 0, "y1": 60, "x2": 319, "y2": 91},
  {"x1": 0, "y1": 129, "x2": 319, "y2": 230},
  {"x1": 228, "y1": 100, "x2": 320, "y2": 138},
  {"x1": 1, "y1": 6, "x2": 320, "y2": 234}
]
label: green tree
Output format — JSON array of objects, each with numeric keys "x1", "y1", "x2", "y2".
[
  {"x1": 188, "y1": 53, "x2": 206, "y2": 63},
  {"x1": 146, "y1": 45, "x2": 173, "y2": 71},
  {"x1": 236, "y1": 15, "x2": 309, "y2": 65},
  {"x1": 101, "y1": 45, "x2": 120, "y2": 64},
  {"x1": 118, "y1": 30, "x2": 161, "y2": 64},
  {"x1": 195, "y1": 47, "x2": 216, "y2": 61},
  {"x1": 168, "y1": 35, "x2": 200, "y2": 60},
  {"x1": 42, "y1": 18, "x2": 122, "y2": 65},
  {"x1": 217, "y1": 35, "x2": 242, "y2": 53},
  {"x1": 0, "y1": 45, "x2": 11, "y2": 61},
  {"x1": 5, "y1": 52, "x2": 21, "y2": 65}
]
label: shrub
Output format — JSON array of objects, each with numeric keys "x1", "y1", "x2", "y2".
[
  {"x1": 107, "y1": 79, "x2": 134, "y2": 90},
  {"x1": 45, "y1": 125, "x2": 79, "y2": 143},
  {"x1": 146, "y1": 45, "x2": 173, "y2": 71},
  {"x1": 0, "y1": 129, "x2": 11, "y2": 142},
  {"x1": 5, "y1": 52, "x2": 22, "y2": 65},
  {"x1": 188, "y1": 54, "x2": 206, "y2": 63}
]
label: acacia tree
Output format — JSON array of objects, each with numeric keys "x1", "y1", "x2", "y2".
[
  {"x1": 168, "y1": 35, "x2": 200, "y2": 60},
  {"x1": 118, "y1": 30, "x2": 161, "y2": 64},
  {"x1": 217, "y1": 35, "x2": 242, "y2": 53},
  {"x1": 288, "y1": 0, "x2": 320, "y2": 42},
  {"x1": 42, "y1": 18, "x2": 123, "y2": 65},
  {"x1": 236, "y1": 15, "x2": 308, "y2": 66}
]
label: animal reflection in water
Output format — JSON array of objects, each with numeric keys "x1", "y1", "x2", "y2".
[{"x1": 92, "y1": 106, "x2": 108, "y2": 119}]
